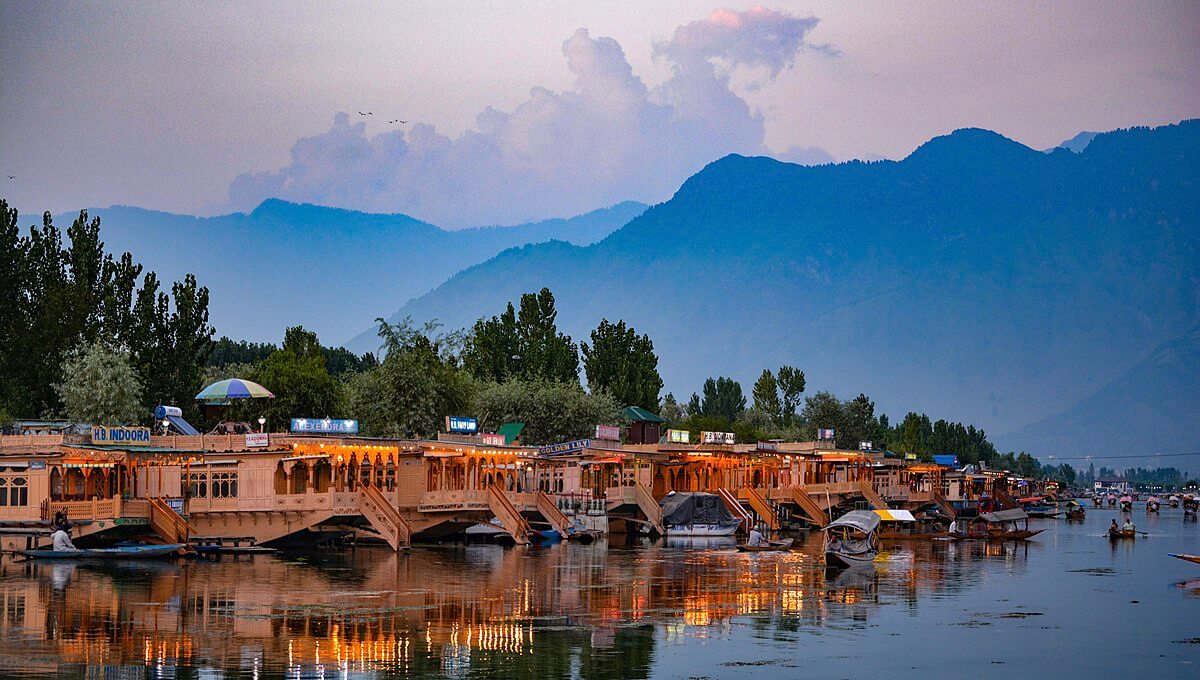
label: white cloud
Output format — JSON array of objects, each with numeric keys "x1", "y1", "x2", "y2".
[{"x1": 227, "y1": 7, "x2": 831, "y2": 228}]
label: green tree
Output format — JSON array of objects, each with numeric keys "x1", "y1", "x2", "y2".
[
  {"x1": 581, "y1": 318, "x2": 662, "y2": 410},
  {"x1": 751, "y1": 369, "x2": 782, "y2": 423},
  {"x1": 895, "y1": 412, "x2": 934, "y2": 459},
  {"x1": 463, "y1": 288, "x2": 579, "y2": 384},
  {"x1": 1015, "y1": 451, "x2": 1041, "y2": 477},
  {"x1": 55, "y1": 340, "x2": 143, "y2": 424},
  {"x1": 800, "y1": 391, "x2": 842, "y2": 440},
  {"x1": 840, "y1": 393, "x2": 880, "y2": 450},
  {"x1": 474, "y1": 378, "x2": 619, "y2": 445},
  {"x1": 350, "y1": 318, "x2": 475, "y2": 438},
  {"x1": 129, "y1": 273, "x2": 215, "y2": 419},
  {"x1": 247, "y1": 326, "x2": 344, "y2": 429},
  {"x1": 776, "y1": 365, "x2": 806, "y2": 426},
  {"x1": 659, "y1": 392, "x2": 685, "y2": 423},
  {"x1": 700, "y1": 377, "x2": 746, "y2": 421}
]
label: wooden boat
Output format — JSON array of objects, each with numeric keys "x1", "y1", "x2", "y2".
[
  {"x1": 737, "y1": 538, "x2": 795, "y2": 552},
  {"x1": 1119, "y1": 496, "x2": 1133, "y2": 511},
  {"x1": 954, "y1": 509, "x2": 1043, "y2": 541},
  {"x1": 1146, "y1": 496, "x2": 1161, "y2": 513},
  {"x1": 1092, "y1": 496, "x2": 1104, "y2": 508},
  {"x1": 823, "y1": 510, "x2": 880, "y2": 567},
  {"x1": 874, "y1": 508, "x2": 950, "y2": 540},
  {"x1": 1169, "y1": 553, "x2": 1200, "y2": 565},
  {"x1": 17, "y1": 543, "x2": 186, "y2": 559},
  {"x1": 1168, "y1": 495, "x2": 1181, "y2": 508},
  {"x1": 1107, "y1": 528, "x2": 1136, "y2": 540},
  {"x1": 1065, "y1": 501, "x2": 1086, "y2": 521}
]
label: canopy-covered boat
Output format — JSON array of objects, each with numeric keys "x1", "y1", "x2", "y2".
[
  {"x1": 823, "y1": 510, "x2": 880, "y2": 567},
  {"x1": 1065, "y1": 500, "x2": 1086, "y2": 521},
  {"x1": 955, "y1": 509, "x2": 1043, "y2": 540},
  {"x1": 1184, "y1": 495, "x2": 1198, "y2": 516},
  {"x1": 875, "y1": 508, "x2": 950, "y2": 540},
  {"x1": 1092, "y1": 495, "x2": 1104, "y2": 508},
  {"x1": 17, "y1": 543, "x2": 186, "y2": 560},
  {"x1": 1107, "y1": 494, "x2": 1118, "y2": 506},
  {"x1": 1119, "y1": 496, "x2": 1133, "y2": 511},
  {"x1": 1146, "y1": 496, "x2": 1161, "y2": 512},
  {"x1": 661, "y1": 492, "x2": 743, "y2": 537},
  {"x1": 1168, "y1": 495, "x2": 1181, "y2": 508}
]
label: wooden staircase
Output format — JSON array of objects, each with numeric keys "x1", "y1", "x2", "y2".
[
  {"x1": 148, "y1": 497, "x2": 195, "y2": 547},
  {"x1": 359, "y1": 483, "x2": 412, "y2": 550},
  {"x1": 718, "y1": 488, "x2": 754, "y2": 533},
  {"x1": 488, "y1": 485, "x2": 531, "y2": 544},
  {"x1": 634, "y1": 483, "x2": 665, "y2": 536},
  {"x1": 535, "y1": 491, "x2": 572, "y2": 536},
  {"x1": 858, "y1": 480, "x2": 889, "y2": 509},
  {"x1": 933, "y1": 490, "x2": 958, "y2": 520},
  {"x1": 995, "y1": 489, "x2": 1020, "y2": 510},
  {"x1": 789, "y1": 486, "x2": 829, "y2": 526},
  {"x1": 743, "y1": 487, "x2": 780, "y2": 530}
]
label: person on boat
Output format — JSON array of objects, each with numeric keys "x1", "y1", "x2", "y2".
[
  {"x1": 1122, "y1": 518, "x2": 1135, "y2": 533},
  {"x1": 1110, "y1": 519, "x2": 1118, "y2": 534},
  {"x1": 748, "y1": 524, "x2": 768, "y2": 547},
  {"x1": 51, "y1": 526, "x2": 79, "y2": 552}
]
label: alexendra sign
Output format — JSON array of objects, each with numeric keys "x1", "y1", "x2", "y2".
[
  {"x1": 91, "y1": 426, "x2": 151, "y2": 444},
  {"x1": 290, "y1": 418, "x2": 359, "y2": 434}
]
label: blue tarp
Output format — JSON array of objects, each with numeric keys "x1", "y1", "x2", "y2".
[{"x1": 933, "y1": 455, "x2": 959, "y2": 467}]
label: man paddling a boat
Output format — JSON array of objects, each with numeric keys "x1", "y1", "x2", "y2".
[
  {"x1": 1122, "y1": 518, "x2": 1135, "y2": 533},
  {"x1": 748, "y1": 524, "x2": 768, "y2": 547}
]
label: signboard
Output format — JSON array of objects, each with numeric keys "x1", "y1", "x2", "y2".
[
  {"x1": 246, "y1": 433, "x2": 269, "y2": 448},
  {"x1": 91, "y1": 426, "x2": 151, "y2": 444},
  {"x1": 481, "y1": 433, "x2": 506, "y2": 446},
  {"x1": 290, "y1": 418, "x2": 359, "y2": 434},
  {"x1": 595, "y1": 424, "x2": 620, "y2": 441},
  {"x1": 817, "y1": 428, "x2": 835, "y2": 440},
  {"x1": 538, "y1": 439, "x2": 591, "y2": 456},
  {"x1": 858, "y1": 441, "x2": 873, "y2": 451},
  {"x1": 29, "y1": 460, "x2": 47, "y2": 471},
  {"x1": 667, "y1": 429, "x2": 690, "y2": 444},
  {"x1": 756, "y1": 441, "x2": 779, "y2": 452},
  {"x1": 445, "y1": 416, "x2": 478, "y2": 434},
  {"x1": 701, "y1": 431, "x2": 735, "y2": 445}
]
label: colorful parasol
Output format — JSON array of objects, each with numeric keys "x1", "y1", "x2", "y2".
[{"x1": 195, "y1": 378, "x2": 275, "y2": 404}]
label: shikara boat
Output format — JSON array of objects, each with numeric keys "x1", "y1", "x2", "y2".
[
  {"x1": 17, "y1": 543, "x2": 186, "y2": 559},
  {"x1": 1168, "y1": 495, "x2": 1181, "y2": 508},
  {"x1": 823, "y1": 510, "x2": 880, "y2": 567},
  {"x1": 1092, "y1": 496, "x2": 1104, "y2": 508},
  {"x1": 1065, "y1": 501, "x2": 1086, "y2": 521},
  {"x1": 954, "y1": 509, "x2": 1043, "y2": 541},
  {"x1": 1146, "y1": 496, "x2": 1161, "y2": 513},
  {"x1": 1119, "y1": 496, "x2": 1133, "y2": 511},
  {"x1": 1107, "y1": 528, "x2": 1136, "y2": 540},
  {"x1": 737, "y1": 538, "x2": 795, "y2": 552},
  {"x1": 1169, "y1": 553, "x2": 1200, "y2": 565},
  {"x1": 874, "y1": 508, "x2": 950, "y2": 540}
]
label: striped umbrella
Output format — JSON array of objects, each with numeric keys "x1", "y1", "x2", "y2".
[{"x1": 195, "y1": 378, "x2": 275, "y2": 404}]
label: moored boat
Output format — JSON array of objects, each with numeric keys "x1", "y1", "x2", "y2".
[
  {"x1": 954, "y1": 509, "x2": 1043, "y2": 541},
  {"x1": 822, "y1": 510, "x2": 880, "y2": 567},
  {"x1": 17, "y1": 543, "x2": 186, "y2": 559},
  {"x1": 875, "y1": 508, "x2": 950, "y2": 540},
  {"x1": 661, "y1": 492, "x2": 743, "y2": 537}
]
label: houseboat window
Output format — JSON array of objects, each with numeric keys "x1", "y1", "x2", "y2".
[
  {"x1": 0, "y1": 477, "x2": 28, "y2": 506},
  {"x1": 211, "y1": 471, "x2": 238, "y2": 498}
]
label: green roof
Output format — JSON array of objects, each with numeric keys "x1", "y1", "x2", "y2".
[
  {"x1": 497, "y1": 422, "x2": 525, "y2": 445},
  {"x1": 622, "y1": 406, "x2": 665, "y2": 423}
]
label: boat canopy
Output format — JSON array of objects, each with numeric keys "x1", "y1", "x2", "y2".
[
  {"x1": 824, "y1": 510, "x2": 881, "y2": 533},
  {"x1": 660, "y1": 492, "x2": 737, "y2": 527},
  {"x1": 977, "y1": 509, "x2": 1029, "y2": 523},
  {"x1": 873, "y1": 508, "x2": 916, "y2": 523}
]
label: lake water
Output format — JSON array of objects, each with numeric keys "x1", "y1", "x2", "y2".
[{"x1": 1, "y1": 505, "x2": 1197, "y2": 678}]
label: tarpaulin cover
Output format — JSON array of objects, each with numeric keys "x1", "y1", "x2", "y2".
[{"x1": 661, "y1": 492, "x2": 736, "y2": 526}]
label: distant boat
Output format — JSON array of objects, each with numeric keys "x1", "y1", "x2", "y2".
[
  {"x1": 18, "y1": 544, "x2": 185, "y2": 560},
  {"x1": 954, "y1": 509, "x2": 1043, "y2": 541},
  {"x1": 1146, "y1": 496, "x2": 1161, "y2": 513},
  {"x1": 1108, "y1": 527, "x2": 1136, "y2": 540},
  {"x1": 1092, "y1": 496, "x2": 1104, "y2": 508},
  {"x1": 823, "y1": 510, "x2": 880, "y2": 567},
  {"x1": 1065, "y1": 501, "x2": 1086, "y2": 521},
  {"x1": 1119, "y1": 496, "x2": 1133, "y2": 511},
  {"x1": 1107, "y1": 494, "x2": 1118, "y2": 506},
  {"x1": 1168, "y1": 495, "x2": 1181, "y2": 508}
]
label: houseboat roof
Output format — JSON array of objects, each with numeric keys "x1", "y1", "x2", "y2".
[{"x1": 977, "y1": 509, "x2": 1029, "y2": 523}]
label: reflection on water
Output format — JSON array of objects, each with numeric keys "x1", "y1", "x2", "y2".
[{"x1": 1, "y1": 511, "x2": 1197, "y2": 678}]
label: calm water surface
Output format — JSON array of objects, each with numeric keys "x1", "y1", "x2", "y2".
[{"x1": 1, "y1": 507, "x2": 1198, "y2": 679}]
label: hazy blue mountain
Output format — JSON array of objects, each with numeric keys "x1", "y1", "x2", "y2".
[
  {"x1": 1049, "y1": 130, "x2": 1099, "y2": 153},
  {"x1": 370, "y1": 120, "x2": 1200, "y2": 456},
  {"x1": 1004, "y1": 324, "x2": 1200, "y2": 461},
  {"x1": 54, "y1": 200, "x2": 645, "y2": 344}
]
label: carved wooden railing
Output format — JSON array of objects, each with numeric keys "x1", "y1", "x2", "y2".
[
  {"x1": 147, "y1": 497, "x2": 195, "y2": 544},
  {"x1": 743, "y1": 487, "x2": 780, "y2": 531},
  {"x1": 535, "y1": 490, "x2": 571, "y2": 535}
]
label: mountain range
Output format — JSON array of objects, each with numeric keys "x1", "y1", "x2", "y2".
[
  {"x1": 365, "y1": 120, "x2": 1200, "y2": 458},
  {"x1": 54, "y1": 200, "x2": 646, "y2": 344}
]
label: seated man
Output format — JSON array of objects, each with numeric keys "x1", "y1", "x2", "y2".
[
  {"x1": 51, "y1": 527, "x2": 79, "y2": 552},
  {"x1": 1122, "y1": 519, "x2": 1135, "y2": 532},
  {"x1": 747, "y1": 524, "x2": 767, "y2": 547}
]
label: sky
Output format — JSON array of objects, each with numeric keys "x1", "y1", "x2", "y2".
[{"x1": 1, "y1": 1, "x2": 1198, "y2": 227}]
